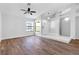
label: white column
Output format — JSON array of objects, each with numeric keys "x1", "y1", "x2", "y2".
[
  {"x1": 0, "y1": 12, "x2": 2, "y2": 41},
  {"x1": 70, "y1": 16, "x2": 75, "y2": 39}
]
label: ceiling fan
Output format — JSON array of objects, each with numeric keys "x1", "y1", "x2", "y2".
[{"x1": 21, "y1": 3, "x2": 36, "y2": 15}]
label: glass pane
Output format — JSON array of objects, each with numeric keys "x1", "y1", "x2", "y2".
[
  {"x1": 36, "y1": 27, "x2": 40, "y2": 32},
  {"x1": 26, "y1": 21, "x2": 34, "y2": 32},
  {"x1": 36, "y1": 23, "x2": 41, "y2": 26},
  {"x1": 35, "y1": 21, "x2": 41, "y2": 32}
]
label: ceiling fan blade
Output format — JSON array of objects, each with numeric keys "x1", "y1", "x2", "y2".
[
  {"x1": 30, "y1": 12, "x2": 32, "y2": 15},
  {"x1": 31, "y1": 11, "x2": 36, "y2": 13},
  {"x1": 21, "y1": 9, "x2": 26, "y2": 11},
  {"x1": 24, "y1": 11, "x2": 28, "y2": 14}
]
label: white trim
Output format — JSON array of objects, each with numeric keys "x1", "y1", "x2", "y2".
[
  {"x1": 37, "y1": 34, "x2": 71, "y2": 43},
  {"x1": 1, "y1": 34, "x2": 34, "y2": 40}
]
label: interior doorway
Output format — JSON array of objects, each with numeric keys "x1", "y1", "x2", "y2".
[
  {"x1": 60, "y1": 17, "x2": 71, "y2": 36},
  {"x1": 35, "y1": 19, "x2": 41, "y2": 35}
]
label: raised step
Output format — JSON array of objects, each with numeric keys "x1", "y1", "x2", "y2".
[
  {"x1": 70, "y1": 39, "x2": 79, "y2": 44},
  {"x1": 70, "y1": 39, "x2": 79, "y2": 48}
]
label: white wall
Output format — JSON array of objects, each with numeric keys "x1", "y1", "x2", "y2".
[
  {"x1": 0, "y1": 12, "x2": 2, "y2": 40},
  {"x1": 70, "y1": 5, "x2": 79, "y2": 39},
  {"x1": 60, "y1": 17, "x2": 70, "y2": 36},
  {"x1": 0, "y1": 3, "x2": 79, "y2": 40},
  {"x1": 59, "y1": 5, "x2": 79, "y2": 39},
  {"x1": 58, "y1": 6, "x2": 77, "y2": 39},
  {"x1": 0, "y1": 3, "x2": 71, "y2": 40},
  {"x1": 2, "y1": 17, "x2": 34, "y2": 39},
  {"x1": 39, "y1": 4, "x2": 79, "y2": 43},
  {"x1": 41, "y1": 19, "x2": 49, "y2": 35},
  {"x1": 75, "y1": 6, "x2": 79, "y2": 39},
  {"x1": 0, "y1": 4, "x2": 34, "y2": 40},
  {"x1": 41, "y1": 18, "x2": 59, "y2": 35},
  {"x1": 75, "y1": 16, "x2": 79, "y2": 38},
  {"x1": 49, "y1": 18, "x2": 59, "y2": 35}
]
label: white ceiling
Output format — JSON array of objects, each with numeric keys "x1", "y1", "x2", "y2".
[{"x1": 0, "y1": 3, "x2": 74, "y2": 18}]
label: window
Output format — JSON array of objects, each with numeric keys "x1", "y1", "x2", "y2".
[{"x1": 26, "y1": 21, "x2": 34, "y2": 32}]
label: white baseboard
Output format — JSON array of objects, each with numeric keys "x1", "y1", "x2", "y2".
[
  {"x1": 71, "y1": 36, "x2": 79, "y2": 40},
  {"x1": 37, "y1": 34, "x2": 72, "y2": 43},
  {"x1": 1, "y1": 34, "x2": 34, "y2": 40},
  {"x1": 73, "y1": 38, "x2": 79, "y2": 40}
]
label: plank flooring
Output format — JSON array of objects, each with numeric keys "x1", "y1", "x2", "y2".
[
  {"x1": 70, "y1": 39, "x2": 79, "y2": 49},
  {"x1": 0, "y1": 36, "x2": 79, "y2": 55}
]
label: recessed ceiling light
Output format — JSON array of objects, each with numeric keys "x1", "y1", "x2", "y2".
[
  {"x1": 47, "y1": 17, "x2": 50, "y2": 19},
  {"x1": 64, "y1": 17, "x2": 69, "y2": 21}
]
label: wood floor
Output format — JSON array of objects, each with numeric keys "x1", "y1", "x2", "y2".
[
  {"x1": 70, "y1": 39, "x2": 79, "y2": 49},
  {"x1": 0, "y1": 36, "x2": 79, "y2": 55}
]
